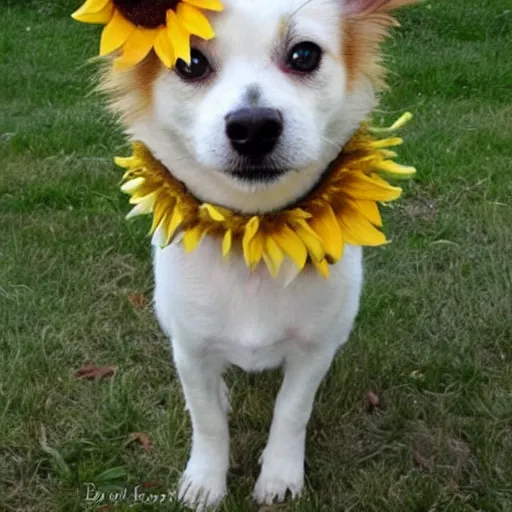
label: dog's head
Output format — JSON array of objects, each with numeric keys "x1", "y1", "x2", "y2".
[{"x1": 102, "y1": 0, "x2": 415, "y2": 213}]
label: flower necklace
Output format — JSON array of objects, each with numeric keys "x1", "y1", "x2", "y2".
[{"x1": 116, "y1": 113, "x2": 416, "y2": 279}]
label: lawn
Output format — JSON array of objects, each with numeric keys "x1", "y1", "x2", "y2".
[{"x1": 1, "y1": 1, "x2": 511, "y2": 511}]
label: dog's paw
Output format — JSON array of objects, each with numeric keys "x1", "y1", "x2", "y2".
[
  {"x1": 178, "y1": 466, "x2": 227, "y2": 511},
  {"x1": 252, "y1": 451, "x2": 304, "y2": 505}
]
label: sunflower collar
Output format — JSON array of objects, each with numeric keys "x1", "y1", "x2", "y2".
[
  {"x1": 72, "y1": 0, "x2": 223, "y2": 69},
  {"x1": 116, "y1": 113, "x2": 416, "y2": 279}
]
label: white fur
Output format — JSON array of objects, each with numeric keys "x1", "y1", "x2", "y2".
[{"x1": 125, "y1": 0, "x2": 381, "y2": 509}]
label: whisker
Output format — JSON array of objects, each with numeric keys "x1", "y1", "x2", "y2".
[
  {"x1": 289, "y1": 0, "x2": 316, "y2": 20},
  {"x1": 160, "y1": 154, "x2": 196, "y2": 167},
  {"x1": 321, "y1": 136, "x2": 342, "y2": 152}
]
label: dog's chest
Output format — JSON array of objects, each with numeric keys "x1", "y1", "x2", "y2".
[{"x1": 153, "y1": 237, "x2": 362, "y2": 370}]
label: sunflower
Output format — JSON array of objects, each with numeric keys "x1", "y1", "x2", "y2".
[
  {"x1": 72, "y1": 0, "x2": 223, "y2": 69},
  {"x1": 117, "y1": 114, "x2": 416, "y2": 279}
]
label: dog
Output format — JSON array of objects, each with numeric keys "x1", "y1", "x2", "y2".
[{"x1": 97, "y1": 0, "x2": 416, "y2": 508}]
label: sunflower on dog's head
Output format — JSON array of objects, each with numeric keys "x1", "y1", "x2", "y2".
[{"x1": 72, "y1": 0, "x2": 223, "y2": 69}]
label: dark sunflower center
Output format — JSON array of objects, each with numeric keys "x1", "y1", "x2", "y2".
[{"x1": 113, "y1": 0, "x2": 180, "y2": 28}]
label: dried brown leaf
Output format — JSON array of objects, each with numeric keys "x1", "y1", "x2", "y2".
[
  {"x1": 73, "y1": 361, "x2": 116, "y2": 381},
  {"x1": 127, "y1": 292, "x2": 148, "y2": 310},
  {"x1": 366, "y1": 391, "x2": 381, "y2": 411},
  {"x1": 126, "y1": 432, "x2": 152, "y2": 452}
]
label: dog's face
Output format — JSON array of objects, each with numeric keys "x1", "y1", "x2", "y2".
[{"x1": 114, "y1": 0, "x2": 405, "y2": 213}]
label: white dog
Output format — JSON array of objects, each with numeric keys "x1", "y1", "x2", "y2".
[{"x1": 98, "y1": 0, "x2": 415, "y2": 508}]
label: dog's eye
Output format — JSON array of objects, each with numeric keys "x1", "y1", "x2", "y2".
[
  {"x1": 175, "y1": 49, "x2": 211, "y2": 81},
  {"x1": 286, "y1": 42, "x2": 322, "y2": 73}
]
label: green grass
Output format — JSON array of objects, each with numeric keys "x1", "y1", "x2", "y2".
[{"x1": 1, "y1": 1, "x2": 511, "y2": 511}]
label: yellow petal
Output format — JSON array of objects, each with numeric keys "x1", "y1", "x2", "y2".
[
  {"x1": 379, "y1": 150, "x2": 398, "y2": 159},
  {"x1": 288, "y1": 208, "x2": 312, "y2": 220},
  {"x1": 370, "y1": 112, "x2": 413, "y2": 133},
  {"x1": 309, "y1": 205, "x2": 343, "y2": 262},
  {"x1": 389, "y1": 111, "x2": 413, "y2": 130},
  {"x1": 312, "y1": 258, "x2": 330, "y2": 279},
  {"x1": 293, "y1": 219, "x2": 325, "y2": 263},
  {"x1": 338, "y1": 203, "x2": 387, "y2": 246},
  {"x1": 222, "y1": 230, "x2": 232, "y2": 257},
  {"x1": 245, "y1": 233, "x2": 264, "y2": 270},
  {"x1": 183, "y1": 225, "x2": 207, "y2": 252},
  {"x1": 242, "y1": 218, "x2": 262, "y2": 268},
  {"x1": 165, "y1": 207, "x2": 184, "y2": 244},
  {"x1": 262, "y1": 254, "x2": 278, "y2": 278},
  {"x1": 167, "y1": 10, "x2": 191, "y2": 64},
  {"x1": 374, "y1": 160, "x2": 417, "y2": 177},
  {"x1": 243, "y1": 217, "x2": 260, "y2": 244},
  {"x1": 183, "y1": 0, "x2": 224, "y2": 11},
  {"x1": 151, "y1": 196, "x2": 173, "y2": 234},
  {"x1": 72, "y1": 0, "x2": 112, "y2": 24},
  {"x1": 128, "y1": 182, "x2": 160, "y2": 203},
  {"x1": 369, "y1": 137, "x2": 403, "y2": 149},
  {"x1": 126, "y1": 192, "x2": 156, "y2": 219},
  {"x1": 177, "y1": 3, "x2": 215, "y2": 40},
  {"x1": 113, "y1": 28, "x2": 157, "y2": 70},
  {"x1": 126, "y1": 203, "x2": 148, "y2": 219},
  {"x1": 370, "y1": 172, "x2": 396, "y2": 188},
  {"x1": 273, "y1": 226, "x2": 308, "y2": 270},
  {"x1": 122, "y1": 170, "x2": 135, "y2": 181},
  {"x1": 342, "y1": 172, "x2": 402, "y2": 202},
  {"x1": 262, "y1": 237, "x2": 284, "y2": 278},
  {"x1": 115, "y1": 155, "x2": 140, "y2": 169},
  {"x1": 73, "y1": 4, "x2": 114, "y2": 24},
  {"x1": 120, "y1": 176, "x2": 145, "y2": 194},
  {"x1": 201, "y1": 203, "x2": 226, "y2": 221},
  {"x1": 153, "y1": 28, "x2": 175, "y2": 68},
  {"x1": 100, "y1": 9, "x2": 135, "y2": 56},
  {"x1": 349, "y1": 199, "x2": 383, "y2": 227}
]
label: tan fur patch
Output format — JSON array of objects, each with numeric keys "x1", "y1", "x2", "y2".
[
  {"x1": 97, "y1": 52, "x2": 163, "y2": 126},
  {"x1": 343, "y1": 0, "x2": 418, "y2": 91}
]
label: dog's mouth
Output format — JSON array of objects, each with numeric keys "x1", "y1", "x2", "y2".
[
  {"x1": 224, "y1": 155, "x2": 292, "y2": 183},
  {"x1": 228, "y1": 167, "x2": 290, "y2": 183}
]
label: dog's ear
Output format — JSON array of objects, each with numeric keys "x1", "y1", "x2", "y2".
[
  {"x1": 342, "y1": 0, "x2": 418, "y2": 89},
  {"x1": 343, "y1": 0, "x2": 388, "y2": 15},
  {"x1": 343, "y1": 0, "x2": 417, "y2": 15}
]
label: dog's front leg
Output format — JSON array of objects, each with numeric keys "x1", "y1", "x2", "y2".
[
  {"x1": 173, "y1": 342, "x2": 229, "y2": 510},
  {"x1": 253, "y1": 344, "x2": 336, "y2": 505}
]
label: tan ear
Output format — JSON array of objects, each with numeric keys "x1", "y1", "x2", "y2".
[{"x1": 342, "y1": 0, "x2": 418, "y2": 90}]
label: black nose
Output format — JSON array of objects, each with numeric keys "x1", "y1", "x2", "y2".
[{"x1": 225, "y1": 108, "x2": 283, "y2": 157}]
